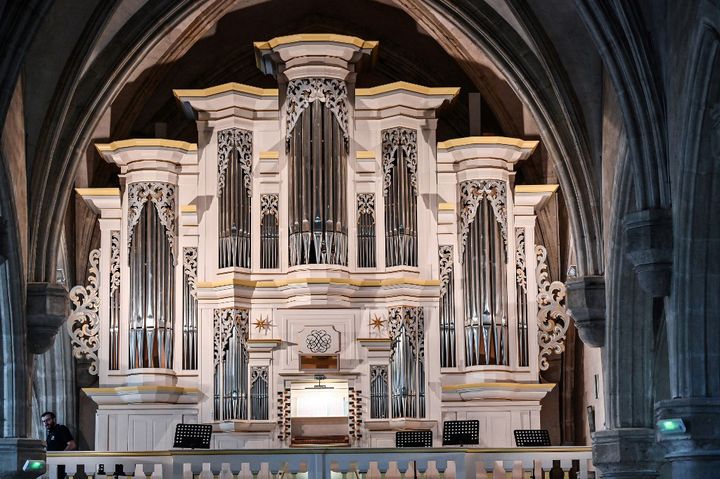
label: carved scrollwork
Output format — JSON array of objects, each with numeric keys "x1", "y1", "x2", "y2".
[
  {"x1": 110, "y1": 231, "x2": 120, "y2": 296},
  {"x1": 183, "y1": 247, "x2": 198, "y2": 299},
  {"x1": 218, "y1": 128, "x2": 253, "y2": 196},
  {"x1": 536, "y1": 245, "x2": 571, "y2": 371},
  {"x1": 516, "y1": 228, "x2": 527, "y2": 293},
  {"x1": 285, "y1": 78, "x2": 349, "y2": 151},
  {"x1": 260, "y1": 194, "x2": 279, "y2": 217},
  {"x1": 438, "y1": 245, "x2": 454, "y2": 299},
  {"x1": 67, "y1": 249, "x2": 101, "y2": 375},
  {"x1": 382, "y1": 128, "x2": 418, "y2": 196},
  {"x1": 213, "y1": 308, "x2": 249, "y2": 367},
  {"x1": 357, "y1": 193, "x2": 375, "y2": 221},
  {"x1": 458, "y1": 179, "x2": 507, "y2": 260},
  {"x1": 127, "y1": 182, "x2": 176, "y2": 261}
]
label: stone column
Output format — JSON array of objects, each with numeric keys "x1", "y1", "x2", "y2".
[{"x1": 590, "y1": 211, "x2": 663, "y2": 478}]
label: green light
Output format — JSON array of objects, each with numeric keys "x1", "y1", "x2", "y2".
[
  {"x1": 657, "y1": 418, "x2": 686, "y2": 434},
  {"x1": 22, "y1": 459, "x2": 45, "y2": 472}
]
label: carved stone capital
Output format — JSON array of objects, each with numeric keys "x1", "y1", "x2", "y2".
[
  {"x1": 565, "y1": 275, "x2": 605, "y2": 347},
  {"x1": 623, "y1": 208, "x2": 672, "y2": 297},
  {"x1": 656, "y1": 398, "x2": 720, "y2": 472},
  {"x1": 26, "y1": 282, "x2": 69, "y2": 354},
  {"x1": 592, "y1": 428, "x2": 662, "y2": 478},
  {"x1": 0, "y1": 438, "x2": 47, "y2": 478}
]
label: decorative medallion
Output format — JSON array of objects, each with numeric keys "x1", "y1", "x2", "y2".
[
  {"x1": 253, "y1": 315, "x2": 272, "y2": 333},
  {"x1": 369, "y1": 313, "x2": 386, "y2": 332},
  {"x1": 305, "y1": 329, "x2": 333, "y2": 353}
]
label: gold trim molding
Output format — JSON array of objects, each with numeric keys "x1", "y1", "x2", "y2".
[
  {"x1": 254, "y1": 34, "x2": 378, "y2": 51},
  {"x1": 437, "y1": 136, "x2": 539, "y2": 151},
  {"x1": 95, "y1": 139, "x2": 197, "y2": 153}
]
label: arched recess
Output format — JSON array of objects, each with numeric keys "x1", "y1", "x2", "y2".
[
  {"x1": 669, "y1": 22, "x2": 720, "y2": 399},
  {"x1": 574, "y1": 0, "x2": 670, "y2": 211},
  {"x1": 28, "y1": 0, "x2": 603, "y2": 289}
]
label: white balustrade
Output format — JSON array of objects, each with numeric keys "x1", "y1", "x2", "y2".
[{"x1": 46, "y1": 447, "x2": 592, "y2": 479}]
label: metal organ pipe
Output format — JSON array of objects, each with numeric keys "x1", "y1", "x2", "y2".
[
  {"x1": 218, "y1": 128, "x2": 252, "y2": 269},
  {"x1": 287, "y1": 97, "x2": 348, "y2": 265},
  {"x1": 460, "y1": 181, "x2": 509, "y2": 367},
  {"x1": 128, "y1": 183, "x2": 176, "y2": 370},
  {"x1": 383, "y1": 128, "x2": 418, "y2": 267}
]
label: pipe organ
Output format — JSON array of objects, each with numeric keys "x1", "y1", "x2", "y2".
[{"x1": 75, "y1": 35, "x2": 561, "y2": 452}]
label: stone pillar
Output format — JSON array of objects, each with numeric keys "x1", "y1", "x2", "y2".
[
  {"x1": 623, "y1": 209, "x2": 672, "y2": 297},
  {"x1": 591, "y1": 214, "x2": 662, "y2": 478},
  {"x1": 593, "y1": 428, "x2": 661, "y2": 479},
  {"x1": 656, "y1": 398, "x2": 720, "y2": 477}
]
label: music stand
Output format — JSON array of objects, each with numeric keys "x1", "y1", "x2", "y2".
[
  {"x1": 395, "y1": 430, "x2": 433, "y2": 448},
  {"x1": 513, "y1": 429, "x2": 551, "y2": 447},
  {"x1": 442, "y1": 420, "x2": 479, "y2": 446},
  {"x1": 173, "y1": 423, "x2": 212, "y2": 449}
]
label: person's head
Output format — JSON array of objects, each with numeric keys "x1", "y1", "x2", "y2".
[{"x1": 41, "y1": 411, "x2": 56, "y2": 429}]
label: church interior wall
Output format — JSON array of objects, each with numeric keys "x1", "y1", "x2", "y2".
[{"x1": 1, "y1": 1, "x2": 719, "y2": 477}]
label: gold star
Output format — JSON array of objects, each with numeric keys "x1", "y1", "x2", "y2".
[
  {"x1": 370, "y1": 314, "x2": 386, "y2": 331},
  {"x1": 253, "y1": 315, "x2": 271, "y2": 332}
]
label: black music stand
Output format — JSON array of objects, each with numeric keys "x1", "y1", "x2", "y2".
[
  {"x1": 173, "y1": 423, "x2": 212, "y2": 449},
  {"x1": 513, "y1": 429, "x2": 551, "y2": 447},
  {"x1": 442, "y1": 420, "x2": 479, "y2": 446},
  {"x1": 395, "y1": 430, "x2": 433, "y2": 448}
]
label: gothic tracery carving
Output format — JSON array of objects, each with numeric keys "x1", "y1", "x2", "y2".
[
  {"x1": 536, "y1": 245, "x2": 571, "y2": 371},
  {"x1": 388, "y1": 305, "x2": 424, "y2": 355},
  {"x1": 67, "y1": 249, "x2": 101, "y2": 375},
  {"x1": 382, "y1": 128, "x2": 418, "y2": 196},
  {"x1": 110, "y1": 231, "x2": 120, "y2": 296},
  {"x1": 438, "y1": 245, "x2": 454, "y2": 299},
  {"x1": 260, "y1": 193, "x2": 279, "y2": 217},
  {"x1": 458, "y1": 179, "x2": 508, "y2": 260},
  {"x1": 183, "y1": 247, "x2": 198, "y2": 299},
  {"x1": 213, "y1": 308, "x2": 249, "y2": 367},
  {"x1": 285, "y1": 78, "x2": 349, "y2": 151},
  {"x1": 127, "y1": 182, "x2": 177, "y2": 261},
  {"x1": 357, "y1": 193, "x2": 375, "y2": 221},
  {"x1": 516, "y1": 228, "x2": 527, "y2": 293},
  {"x1": 217, "y1": 128, "x2": 253, "y2": 195}
]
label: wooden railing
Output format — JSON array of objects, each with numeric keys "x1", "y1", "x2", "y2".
[{"x1": 45, "y1": 447, "x2": 593, "y2": 478}]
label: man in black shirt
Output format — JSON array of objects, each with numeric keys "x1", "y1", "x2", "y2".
[{"x1": 41, "y1": 411, "x2": 77, "y2": 451}]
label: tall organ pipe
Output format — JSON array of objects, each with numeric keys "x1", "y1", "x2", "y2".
[
  {"x1": 129, "y1": 204, "x2": 175, "y2": 369},
  {"x1": 218, "y1": 128, "x2": 252, "y2": 269},
  {"x1": 463, "y1": 195, "x2": 508, "y2": 366},
  {"x1": 383, "y1": 128, "x2": 418, "y2": 267},
  {"x1": 288, "y1": 102, "x2": 347, "y2": 265}
]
